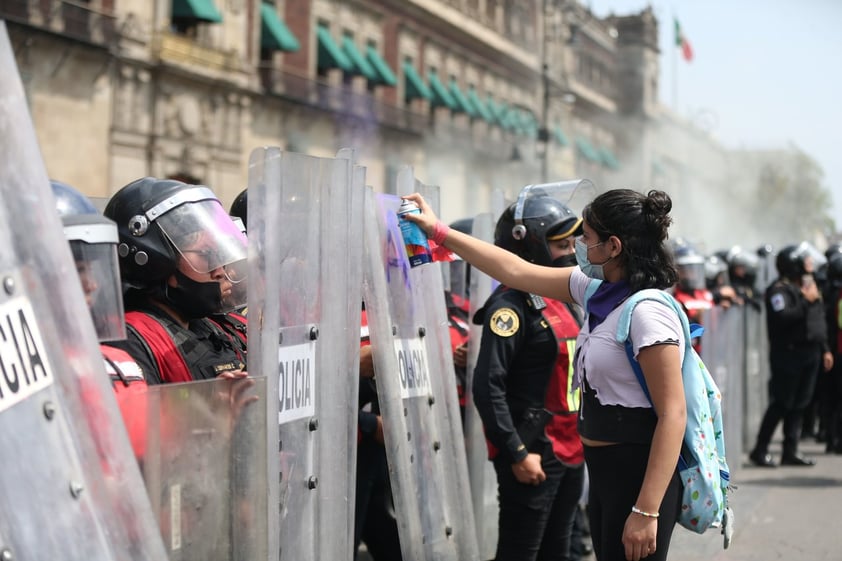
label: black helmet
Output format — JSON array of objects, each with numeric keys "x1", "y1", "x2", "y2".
[
  {"x1": 775, "y1": 244, "x2": 806, "y2": 279},
  {"x1": 230, "y1": 188, "x2": 247, "y2": 229},
  {"x1": 825, "y1": 242, "x2": 842, "y2": 261},
  {"x1": 449, "y1": 217, "x2": 473, "y2": 235},
  {"x1": 104, "y1": 177, "x2": 247, "y2": 294},
  {"x1": 726, "y1": 246, "x2": 759, "y2": 283},
  {"x1": 827, "y1": 253, "x2": 842, "y2": 286},
  {"x1": 704, "y1": 254, "x2": 729, "y2": 288},
  {"x1": 51, "y1": 180, "x2": 125, "y2": 342},
  {"x1": 494, "y1": 196, "x2": 582, "y2": 266}
]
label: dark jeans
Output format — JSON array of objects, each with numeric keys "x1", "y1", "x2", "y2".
[
  {"x1": 585, "y1": 443, "x2": 681, "y2": 561},
  {"x1": 354, "y1": 438, "x2": 402, "y2": 561},
  {"x1": 493, "y1": 443, "x2": 585, "y2": 561},
  {"x1": 754, "y1": 346, "x2": 821, "y2": 457}
]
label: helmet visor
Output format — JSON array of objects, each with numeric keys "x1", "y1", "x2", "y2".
[
  {"x1": 156, "y1": 198, "x2": 248, "y2": 283},
  {"x1": 678, "y1": 261, "x2": 706, "y2": 291},
  {"x1": 69, "y1": 238, "x2": 126, "y2": 342}
]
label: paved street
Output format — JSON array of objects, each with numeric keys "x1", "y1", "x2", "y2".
[{"x1": 669, "y1": 438, "x2": 842, "y2": 560}]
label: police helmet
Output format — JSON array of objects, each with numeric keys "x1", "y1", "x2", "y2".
[
  {"x1": 51, "y1": 180, "x2": 126, "y2": 342},
  {"x1": 671, "y1": 241, "x2": 706, "y2": 291},
  {"x1": 825, "y1": 242, "x2": 842, "y2": 261},
  {"x1": 704, "y1": 254, "x2": 729, "y2": 288},
  {"x1": 726, "y1": 246, "x2": 759, "y2": 285},
  {"x1": 230, "y1": 188, "x2": 247, "y2": 229},
  {"x1": 494, "y1": 195, "x2": 582, "y2": 266},
  {"x1": 104, "y1": 177, "x2": 248, "y2": 297},
  {"x1": 775, "y1": 244, "x2": 806, "y2": 279},
  {"x1": 448, "y1": 218, "x2": 473, "y2": 303},
  {"x1": 827, "y1": 253, "x2": 842, "y2": 286}
]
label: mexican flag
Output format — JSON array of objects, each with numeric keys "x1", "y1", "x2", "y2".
[{"x1": 674, "y1": 18, "x2": 693, "y2": 62}]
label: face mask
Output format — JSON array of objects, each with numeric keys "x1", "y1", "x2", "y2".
[
  {"x1": 165, "y1": 270, "x2": 224, "y2": 319},
  {"x1": 575, "y1": 238, "x2": 611, "y2": 280},
  {"x1": 552, "y1": 253, "x2": 579, "y2": 268}
]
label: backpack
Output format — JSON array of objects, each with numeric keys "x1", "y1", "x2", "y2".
[{"x1": 584, "y1": 282, "x2": 734, "y2": 546}]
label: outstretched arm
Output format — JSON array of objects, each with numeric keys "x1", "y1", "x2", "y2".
[{"x1": 402, "y1": 193, "x2": 574, "y2": 303}]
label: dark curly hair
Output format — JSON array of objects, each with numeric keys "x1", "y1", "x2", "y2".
[{"x1": 582, "y1": 189, "x2": 678, "y2": 291}]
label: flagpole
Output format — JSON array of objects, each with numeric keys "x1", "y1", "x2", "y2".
[{"x1": 672, "y1": 13, "x2": 678, "y2": 110}]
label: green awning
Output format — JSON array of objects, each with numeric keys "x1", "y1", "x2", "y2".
[
  {"x1": 172, "y1": 0, "x2": 222, "y2": 23},
  {"x1": 341, "y1": 36, "x2": 377, "y2": 80},
  {"x1": 492, "y1": 100, "x2": 512, "y2": 129},
  {"x1": 427, "y1": 72, "x2": 456, "y2": 109},
  {"x1": 448, "y1": 79, "x2": 476, "y2": 116},
  {"x1": 366, "y1": 46, "x2": 397, "y2": 86},
  {"x1": 554, "y1": 126, "x2": 569, "y2": 146},
  {"x1": 316, "y1": 25, "x2": 352, "y2": 72},
  {"x1": 467, "y1": 87, "x2": 494, "y2": 122},
  {"x1": 598, "y1": 147, "x2": 620, "y2": 169},
  {"x1": 575, "y1": 137, "x2": 601, "y2": 162},
  {"x1": 260, "y1": 3, "x2": 299, "y2": 52},
  {"x1": 520, "y1": 111, "x2": 538, "y2": 137},
  {"x1": 403, "y1": 61, "x2": 431, "y2": 101}
]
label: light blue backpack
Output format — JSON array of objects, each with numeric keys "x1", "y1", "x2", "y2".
[{"x1": 584, "y1": 282, "x2": 733, "y2": 545}]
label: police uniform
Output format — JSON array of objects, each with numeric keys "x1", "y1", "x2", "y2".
[
  {"x1": 752, "y1": 277, "x2": 827, "y2": 464},
  {"x1": 473, "y1": 285, "x2": 584, "y2": 561},
  {"x1": 111, "y1": 304, "x2": 246, "y2": 384}
]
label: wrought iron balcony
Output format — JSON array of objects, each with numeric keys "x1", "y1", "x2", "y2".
[{"x1": 0, "y1": 0, "x2": 117, "y2": 47}]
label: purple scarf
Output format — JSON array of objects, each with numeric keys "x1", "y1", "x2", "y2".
[{"x1": 587, "y1": 280, "x2": 631, "y2": 332}]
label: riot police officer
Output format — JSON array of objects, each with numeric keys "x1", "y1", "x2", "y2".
[
  {"x1": 104, "y1": 177, "x2": 249, "y2": 383},
  {"x1": 473, "y1": 194, "x2": 585, "y2": 561},
  {"x1": 726, "y1": 246, "x2": 761, "y2": 309},
  {"x1": 749, "y1": 244, "x2": 833, "y2": 467},
  {"x1": 824, "y1": 253, "x2": 842, "y2": 454},
  {"x1": 51, "y1": 179, "x2": 148, "y2": 460}
]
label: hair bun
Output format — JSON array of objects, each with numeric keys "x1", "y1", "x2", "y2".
[{"x1": 643, "y1": 190, "x2": 673, "y2": 240}]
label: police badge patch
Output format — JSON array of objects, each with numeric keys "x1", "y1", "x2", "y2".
[
  {"x1": 489, "y1": 308, "x2": 519, "y2": 337},
  {"x1": 770, "y1": 293, "x2": 786, "y2": 312}
]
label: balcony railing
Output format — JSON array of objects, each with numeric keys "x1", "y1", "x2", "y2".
[
  {"x1": 260, "y1": 66, "x2": 428, "y2": 135},
  {"x1": 0, "y1": 0, "x2": 117, "y2": 47}
]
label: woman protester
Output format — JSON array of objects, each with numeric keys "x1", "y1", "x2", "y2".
[{"x1": 404, "y1": 189, "x2": 685, "y2": 561}]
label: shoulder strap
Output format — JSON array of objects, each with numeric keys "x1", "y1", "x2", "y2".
[
  {"x1": 125, "y1": 311, "x2": 193, "y2": 383},
  {"x1": 582, "y1": 279, "x2": 603, "y2": 309}
]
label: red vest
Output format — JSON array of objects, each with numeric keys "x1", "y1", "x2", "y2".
[
  {"x1": 101, "y1": 343, "x2": 148, "y2": 460},
  {"x1": 541, "y1": 299, "x2": 585, "y2": 466},
  {"x1": 125, "y1": 311, "x2": 193, "y2": 383}
]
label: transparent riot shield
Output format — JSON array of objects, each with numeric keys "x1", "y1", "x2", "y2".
[
  {"x1": 247, "y1": 147, "x2": 362, "y2": 561},
  {"x1": 461, "y1": 211, "x2": 500, "y2": 560},
  {"x1": 0, "y1": 21, "x2": 167, "y2": 560},
  {"x1": 362, "y1": 168, "x2": 480, "y2": 561},
  {"x1": 139, "y1": 377, "x2": 268, "y2": 561},
  {"x1": 700, "y1": 305, "x2": 746, "y2": 472},
  {"x1": 511, "y1": 179, "x2": 596, "y2": 234}
]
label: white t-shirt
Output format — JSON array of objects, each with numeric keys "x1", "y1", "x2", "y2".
[{"x1": 569, "y1": 268, "x2": 685, "y2": 408}]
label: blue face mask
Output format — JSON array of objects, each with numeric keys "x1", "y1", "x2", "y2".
[{"x1": 575, "y1": 238, "x2": 610, "y2": 280}]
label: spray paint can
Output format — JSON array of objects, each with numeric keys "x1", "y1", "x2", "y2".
[{"x1": 397, "y1": 199, "x2": 432, "y2": 268}]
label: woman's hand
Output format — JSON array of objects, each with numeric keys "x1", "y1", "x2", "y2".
[
  {"x1": 401, "y1": 193, "x2": 439, "y2": 236},
  {"x1": 622, "y1": 513, "x2": 658, "y2": 560}
]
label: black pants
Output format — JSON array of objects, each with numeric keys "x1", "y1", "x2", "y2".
[
  {"x1": 493, "y1": 443, "x2": 585, "y2": 561},
  {"x1": 354, "y1": 438, "x2": 402, "y2": 561},
  {"x1": 584, "y1": 443, "x2": 681, "y2": 561},
  {"x1": 754, "y1": 345, "x2": 821, "y2": 457}
]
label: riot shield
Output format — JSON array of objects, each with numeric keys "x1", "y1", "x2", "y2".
[
  {"x1": 511, "y1": 179, "x2": 596, "y2": 234},
  {"x1": 362, "y1": 168, "x2": 480, "y2": 561},
  {"x1": 700, "y1": 305, "x2": 746, "y2": 473},
  {"x1": 461, "y1": 211, "x2": 500, "y2": 560},
  {"x1": 0, "y1": 21, "x2": 167, "y2": 560},
  {"x1": 139, "y1": 377, "x2": 268, "y2": 561},
  {"x1": 247, "y1": 147, "x2": 362, "y2": 561}
]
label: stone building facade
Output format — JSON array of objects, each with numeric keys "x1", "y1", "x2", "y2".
[{"x1": 4, "y1": 0, "x2": 671, "y2": 222}]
